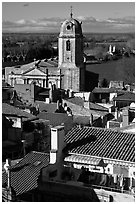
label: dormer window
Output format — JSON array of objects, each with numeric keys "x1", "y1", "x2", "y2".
[{"x1": 66, "y1": 40, "x2": 70, "y2": 51}]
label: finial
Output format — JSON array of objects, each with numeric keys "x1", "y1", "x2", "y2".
[{"x1": 70, "y1": 6, "x2": 73, "y2": 18}]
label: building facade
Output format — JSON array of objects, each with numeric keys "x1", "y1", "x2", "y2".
[
  {"x1": 4, "y1": 13, "x2": 85, "y2": 93},
  {"x1": 58, "y1": 12, "x2": 85, "y2": 91}
]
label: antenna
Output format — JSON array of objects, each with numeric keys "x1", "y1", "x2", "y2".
[{"x1": 70, "y1": 6, "x2": 73, "y2": 18}]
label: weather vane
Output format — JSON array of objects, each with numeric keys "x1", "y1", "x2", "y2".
[{"x1": 70, "y1": 6, "x2": 73, "y2": 18}]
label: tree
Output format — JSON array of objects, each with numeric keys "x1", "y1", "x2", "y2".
[{"x1": 100, "y1": 78, "x2": 109, "y2": 88}]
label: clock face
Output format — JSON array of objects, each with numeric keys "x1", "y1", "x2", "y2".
[{"x1": 65, "y1": 53, "x2": 71, "y2": 62}]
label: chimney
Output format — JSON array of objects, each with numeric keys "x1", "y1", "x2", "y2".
[
  {"x1": 49, "y1": 82, "x2": 53, "y2": 102},
  {"x1": 4, "y1": 159, "x2": 11, "y2": 188},
  {"x1": 59, "y1": 69, "x2": 62, "y2": 89},
  {"x1": 109, "y1": 45, "x2": 112, "y2": 53},
  {"x1": 21, "y1": 140, "x2": 26, "y2": 156},
  {"x1": 108, "y1": 107, "x2": 111, "y2": 113},
  {"x1": 126, "y1": 84, "x2": 130, "y2": 92},
  {"x1": 69, "y1": 89, "x2": 73, "y2": 98},
  {"x1": 122, "y1": 109, "x2": 129, "y2": 127},
  {"x1": 57, "y1": 100, "x2": 60, "y2": 110},
  {"x1": 46, "y1": 69, "x2": 49, "y2": 88},
  {"x1": 112, "y1": 45, "x2": 116, "y2": 53},
  {"x1": 84, "y1": 101, "x2": 90, "y2": 109},
  {"x1": 115, "y1": 107, "x2": 118, "y2": 120},
  {"x1": 90, "y1": 114, "x2": 93, "y2": 126},
  {"x1": 50, "y1": 125, "x2": 65, "y2": 164},
  {"x1": 3, "y1": 159, "x2": 17, "y2": 201}
]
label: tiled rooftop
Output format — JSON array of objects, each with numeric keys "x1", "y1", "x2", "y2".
[
  {"x1": 2, "y1": 151, "x2": 49, "y2": 196},
  {"x1": 64, "y1": 97, "x2": 109, "y2": 117},
  {"x1": 113, "y1": 92, "x2": 135, "y2": 101},
  {"x1": 38, "y1": 112, "x2": 72, "y2": 127},
  {"x1": 35, "y1": 101, "x2": 57, "y2": 113},
  {"x1": 66, "y1": 97, "x2": 83, "y2": 106},
  {"x1": 92, "y1": 87, "x2": 125, "y2": 93},
  {"x1": 64, "y1": 126, "x2": 135, "y2": 163},
  {"x1": 39, "y1": 59, "x2": 58, "y2": 67},
  {"x1": 2, "y1": 103, "x2": 36, "y2": 120},
  {"x1": 66, "y1": 97, "x2": 108, "y2": 111}
]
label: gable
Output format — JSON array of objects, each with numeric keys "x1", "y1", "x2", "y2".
[{"x1": 23, "y1": 67, "x2": 46, "y2": 76}]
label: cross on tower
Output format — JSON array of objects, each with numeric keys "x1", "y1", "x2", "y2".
[{"x1": 70, "y1": 6, "x2": 73, "y2": 18}]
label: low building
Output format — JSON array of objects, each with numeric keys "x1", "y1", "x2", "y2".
[
  {"x1": 92, "y1": 87, "x2": 125, "y2": 103},
  {"x1": 2, "y1": 103, "x2": 36, "y2": 161},
  {"x1": 113, "y1": 92, "x2": 135, "y2": 109},
  {"x1": 64, "y1": 126, "x2": 135, "y2": 193}
]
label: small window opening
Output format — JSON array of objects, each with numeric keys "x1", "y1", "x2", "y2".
[
  {"x1": 66, "y1": 40, "x2": 70, "y2": 51},
  {"x1": 67, "y1": 25, "x2": 71, "y2": 30}
]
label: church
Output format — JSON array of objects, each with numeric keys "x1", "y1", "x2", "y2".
[{"x1": 5, "y1": 11, "x2": 98, "y2": 93}]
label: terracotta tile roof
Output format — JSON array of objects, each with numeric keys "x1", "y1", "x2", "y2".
[
  {"x1": 38, "y1": 112, "x2": 72, "y2": 127},
  {"x1": 66, "y1": 97, "x2": 108, "y2": 111},
  {"x1": 2, "y1": 151, "x2": 49, "y2": 196},
  {"x1": 2, "y1": 103, "x2": 36, "y2": 120},
  {"x1": 64, "y1": 126, "x2": 135, "y2": 163},
  {"x1": 113, "y1": 92, "x2": 135, "y2": 102},
  {"x1": 89, "y1": 102, "x2": 108, "y2": 112},
  {"x1": 35, "y1": 101, "x2": 57, "y2": 113},
  {"x1": 73, "y1": 115, "x2": 91, "y2": 125},
  {"x1": 39, "y1": 67, "x2": 60, "y2": 76},
  {"x1": 66, "y1": 97, "x2": 83, "y2": 106},
  {"x1": 22, "y1": 66, "x2": 45, "y2": 75},
  {"x1": 39, "y1": 59, "x2": 58, "y2": 67},
  {"x1": 64, "y1": 98, "x2": 109, "y2": 117},
  {"x1": 92, "y1": 87, "x2": 125, "y2": 93}
]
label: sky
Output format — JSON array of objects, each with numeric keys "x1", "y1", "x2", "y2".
[{"x1": 2, "y1": 1, "x2": 135, "y2": 33}]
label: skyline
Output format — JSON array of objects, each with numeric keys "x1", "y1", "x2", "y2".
[{"x1": 2, "y1": 2, "x2": 135, "y2": 33}]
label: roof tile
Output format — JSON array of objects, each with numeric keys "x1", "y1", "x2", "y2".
[
  {"x1": 2, "y1": 151, "x2": 49, "y2": 195},
  {"x1": 64, "y1": 126, "x2": 135, "y2": 163}
]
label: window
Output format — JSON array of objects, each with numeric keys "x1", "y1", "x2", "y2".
[
  {"x1": 67, "y1": 25, "x2": 71, "y2": 30},
  {"x1": 66, "y1": 40, "x2": 70, "y2": 51}
]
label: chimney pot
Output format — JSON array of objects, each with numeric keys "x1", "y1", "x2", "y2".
[
  {"x1": 50, "y1": 126, "x2": 65, "y2": 164},
  {"x1": 4, "y1": 158, "x2": 11, "y2": 189},
  {"x1": 115, "y1": 107, "x2": 118, "y2": 120},
  {"x1": 122, "y1": 108, "x2": 129, "y2": 127}
]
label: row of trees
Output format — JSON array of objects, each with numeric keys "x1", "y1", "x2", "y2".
[{"x1": 3, "y1": 43, "x2": 58, "y2": 63}]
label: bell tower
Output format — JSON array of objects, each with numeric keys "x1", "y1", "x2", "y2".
[{"x1": 58, "y1": 8, "x2": 85, "y2": 92}]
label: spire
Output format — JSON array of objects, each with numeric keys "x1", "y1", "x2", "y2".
[{"x1": 70, "y1": 6, "x2": 73, "y2": 18}]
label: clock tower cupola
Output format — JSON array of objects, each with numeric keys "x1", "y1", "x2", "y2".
[{"x1": 58, "y1": 8, "x2": 85, "y2": 92}]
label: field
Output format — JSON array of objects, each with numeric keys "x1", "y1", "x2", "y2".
[{"x1": 86, "y1": 55, "x2": 135, "y2": 84}]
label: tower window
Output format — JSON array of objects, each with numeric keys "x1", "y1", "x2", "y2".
[
  {"x1": 67, "y1": 25, "x2": 71, "y2": 30},
  {"x1": 66, "y1": 40, "x2": 70, "y2": 51}
]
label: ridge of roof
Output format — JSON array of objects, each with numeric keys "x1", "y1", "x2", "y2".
[{"x1": 2, "y1": 103, "x2": 36, "y2": 119}]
